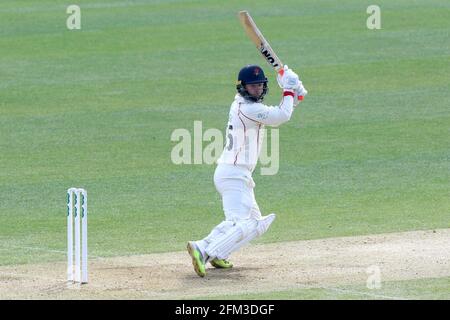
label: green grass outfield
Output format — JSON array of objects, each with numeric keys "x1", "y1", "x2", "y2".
[{"x1": 0, "y1": 0, "x2": 449, "y2": 299}]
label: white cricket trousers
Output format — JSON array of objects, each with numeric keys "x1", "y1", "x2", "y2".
[
  {"x1": 213, "y1": 164, "x2": 261, "y2": 221},
  {"x1": 198, "y1": 164, "x2": 275, "y2": 260}
]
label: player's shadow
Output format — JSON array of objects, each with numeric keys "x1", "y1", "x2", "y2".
[{"x1": 183, "y1": 266, "x2": 263, "y2": 282}]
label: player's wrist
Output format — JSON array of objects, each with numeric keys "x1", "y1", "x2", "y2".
[{"x1": 283, "y1": 90, "x2": 295, "y2": 97}]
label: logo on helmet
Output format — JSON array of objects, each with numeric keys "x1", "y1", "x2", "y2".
[{"x1": 254, "y1": 68, "x2": 260, "y2": 76}]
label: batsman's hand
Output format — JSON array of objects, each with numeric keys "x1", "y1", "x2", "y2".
[
  {"x1": 277, "y1": 65, "x2": 299, "y2": 90},
  {"x1": 294, "y1": 81, "x2": 308, "y2": 106}
]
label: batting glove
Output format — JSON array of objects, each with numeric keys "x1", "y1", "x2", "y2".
[
  {"x1": 277, "y1": 65, "x2": 300, "y2": 90},
  {"x1": 293, "y1": 82, "x2": 307, "y2": 106}
]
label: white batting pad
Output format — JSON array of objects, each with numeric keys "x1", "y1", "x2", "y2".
[
  {"x1": 229, "y1": 213, "x2": 276, "y2": 254},
  {"x1": 197, "y1": 220, "x2": 235, "y2": 254},
  {"x1": 205, "y1": 214, "x2": 275, "y2": 260}
]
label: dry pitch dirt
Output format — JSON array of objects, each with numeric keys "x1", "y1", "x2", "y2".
[{"x1": 1, "y1": 228, "x2": 449, "y2": 299}]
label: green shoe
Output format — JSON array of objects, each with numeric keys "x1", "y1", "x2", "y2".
[
  {"x1": 187, "y1": 241, "x2": 206, "y2": 277},
  {"x1": 210, "y1": 258, "x2": 233, "y2": 269}
]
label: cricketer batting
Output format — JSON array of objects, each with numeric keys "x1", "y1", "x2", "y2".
[{"x1": 187, "y1": 64, "x2": 307, "y2": 277}]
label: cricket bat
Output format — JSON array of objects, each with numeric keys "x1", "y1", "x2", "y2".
[{"x1": 238, "y1": 10, "x2": 304, "y2": 100}]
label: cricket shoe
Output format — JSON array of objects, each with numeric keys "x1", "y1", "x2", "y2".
[
  {"x1": 187, "y1": 241, "x2": 206, "y2": 277},
  {"x1": 210, "y1": 258, "x2": 233, "y2": 269}
]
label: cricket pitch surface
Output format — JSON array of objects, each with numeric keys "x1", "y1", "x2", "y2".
[{"x1": 1, "y1": 228, "x2": 449, "y2": 299}]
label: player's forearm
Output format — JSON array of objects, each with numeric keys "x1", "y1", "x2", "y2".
[{"x1": 266, "y1": 92, "x2": 294, "y2": 126}]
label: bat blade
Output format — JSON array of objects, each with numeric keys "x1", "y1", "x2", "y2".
[
  {"x1": 238, "y1": 11, "x2": 305, "y2": 101},
  {"x1": 238, "y1": 10, "x2": 284, "y2": 74}
]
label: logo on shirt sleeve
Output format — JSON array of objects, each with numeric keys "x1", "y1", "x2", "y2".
[{"x1": 257, "y1": 111, "x2": 269, "y2": 120}]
